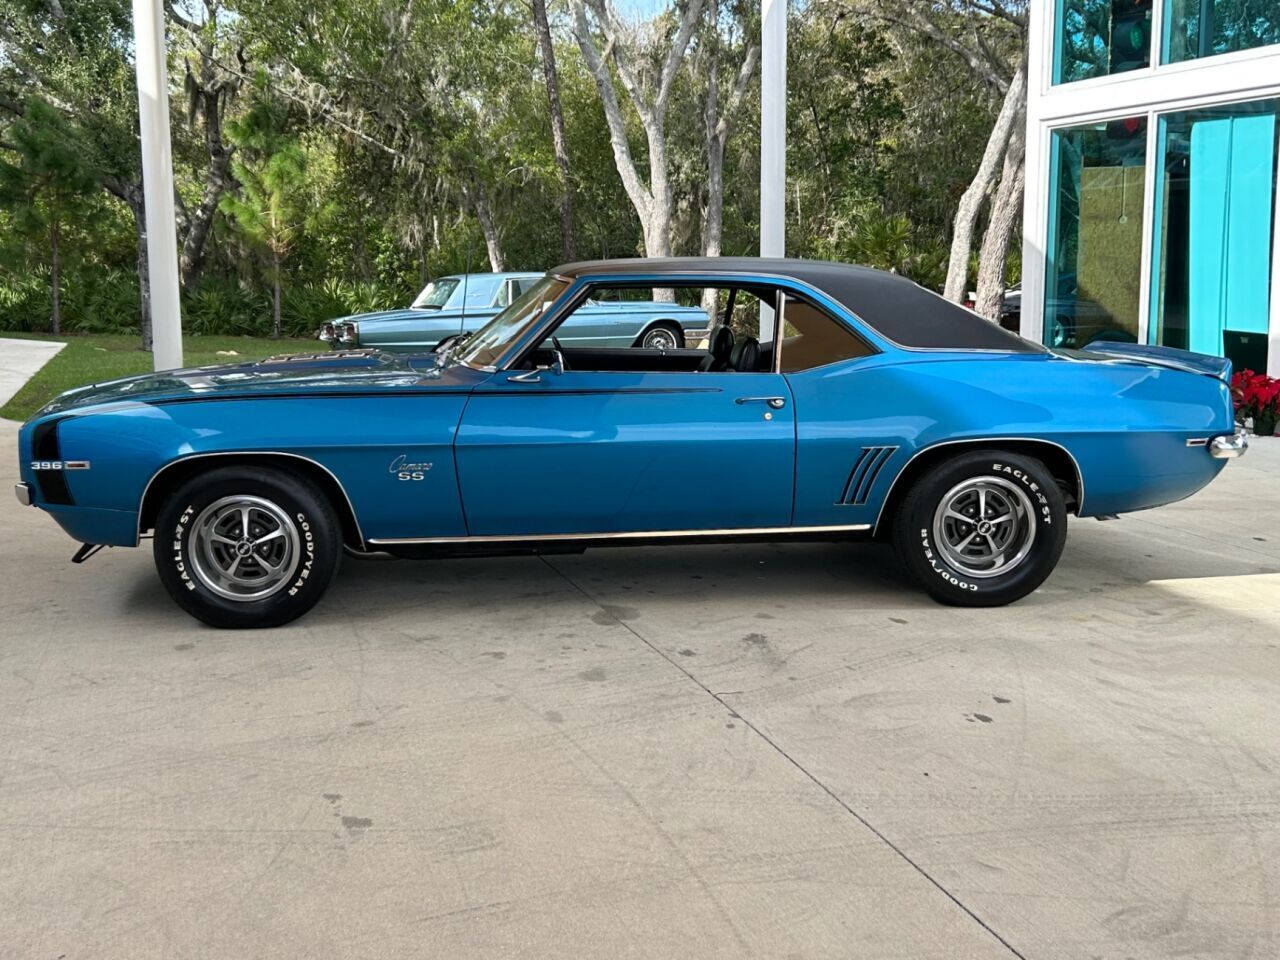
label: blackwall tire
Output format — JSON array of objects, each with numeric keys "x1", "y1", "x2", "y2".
[
  {"x1": 891, "y1": 450, "x2": 1067, "y2": 607},
  {"x1": 153, "y1": 465, "x2": 342, "y2": 628}
]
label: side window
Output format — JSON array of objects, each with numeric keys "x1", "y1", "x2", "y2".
[
  {"x1": 492, "y1": 280, "x2": 512, "y2": 309},
  {"x1": 526, "y1": 283, "x2": 775, "y2": 374},
  {"x1": 778, "y1": 295, "x2": 875, "y2": 372}
]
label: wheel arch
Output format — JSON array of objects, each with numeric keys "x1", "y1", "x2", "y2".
[
  {"x1": 137, "y1": 452, "x2": 365, "y2": 549},
  {"x1": 873, "y1": 438, "x2": 1084, "y2": 537},
  {"x1": 633, "y1": 318, "x2": 685, "y2": 346}
]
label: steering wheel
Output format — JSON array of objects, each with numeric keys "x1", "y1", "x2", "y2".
[{"x1": 551, "y1": 335, "x2": 569, "y2": 370}]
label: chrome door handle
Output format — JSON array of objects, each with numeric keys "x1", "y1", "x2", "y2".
[{"x1": 735, "y1": 396, "x2": 786, "y2": 409}]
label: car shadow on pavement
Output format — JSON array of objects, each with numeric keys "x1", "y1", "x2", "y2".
[{"x1": 119, "y1": 525, "x2": 1279, "y2": 631}]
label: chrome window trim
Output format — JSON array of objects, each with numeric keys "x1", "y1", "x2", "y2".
[
  {"x1": 135, "y1": 451, "x2": 365, "y2": 549},
  {"x1": 367, "y1": 522, "x2": 872, "y2": 547},
  {"x1": 871, "y1": 437, "x2": 1087, "y2": 534}
]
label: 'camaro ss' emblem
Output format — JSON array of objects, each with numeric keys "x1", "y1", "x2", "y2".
[{"x1": 390, "y1": 455, "x2": 433, "y2": 482}]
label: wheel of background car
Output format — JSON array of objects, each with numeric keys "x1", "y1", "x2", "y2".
[
  {"x1": 1051, "y1": 316, "x2": 1068, "y2": 348},
  {"x1": 638, "y1": 323, "x2": 684, "y2": 351},
  {"x1": 891, "y1": 449, "x2": 1067, "y2": 607},
  {"x1": 1083, "y1": 329, "x2": 1139, "y2": 346},
  {"x1": 152, "y1": 465, "x2": 342, "y2": 628}
]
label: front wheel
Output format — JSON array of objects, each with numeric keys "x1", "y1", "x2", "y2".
[
  {"x1": 153, "y1": 465, "x2": 342, "y2": 628},
  {"x1": 891, "y1": 450, "x2": 1067, "y2": 607}
]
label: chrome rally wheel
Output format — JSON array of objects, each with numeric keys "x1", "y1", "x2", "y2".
[
  {"x1": 931, "y1": 477, "x2": 1036, "y2": 579},
  {"x1": 154, "y1": 465, "x2": 342, "y2": 628},
  {"x1": 892, "y1": 449, "x2": 1067, "y2": 607},
  {"x1": 190, "y1": 495, "x2": 302, "y2": 601}
]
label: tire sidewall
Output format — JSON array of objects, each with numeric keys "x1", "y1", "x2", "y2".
[
  {"x1": 154, "y1": 468, "x2": 340, "y2": 628},
  {"x1": 899, "y1": 451, "x2": 1067, "y2": 605},
  {"x1": 641, "y1": 324, "x2": 683, "y2": 349}
]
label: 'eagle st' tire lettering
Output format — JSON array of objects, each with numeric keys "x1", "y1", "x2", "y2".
[
  {"x1": 153, "y1": 465, "x2": 341, "y2": 628},
  {"x1": 891, "y1": 449, "x2": 1068, "y2": 607}
]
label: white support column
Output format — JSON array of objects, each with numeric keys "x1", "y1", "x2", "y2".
[
  {"x1": 132, "y1": 0, "x2": 183, "y2": 370},
  {"x1": 759, "y1": 0, "x2": 786, "y2": 341}
]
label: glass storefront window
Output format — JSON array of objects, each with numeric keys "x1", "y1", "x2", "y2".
[
  {"x1": 1162, "y1": 0, "x2": 1280, "y2": 63},
  {"x1": 1055, "y1": 0, "x2": 1153, "y2": 83},
  {"x1": 1044, "y1": 119, "x2": 1149, "y2": 348},
  {"x1": 1149, "y1": 100, "x2": 1277, "y2": 372}
]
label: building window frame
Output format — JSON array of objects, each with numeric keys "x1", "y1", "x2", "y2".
[{"x1": 1024, "y1": 86, "x2": 1280, "y2": 374}]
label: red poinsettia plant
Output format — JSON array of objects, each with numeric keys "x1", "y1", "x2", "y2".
[{"x1": 1231, "y1": 369, "x2": 1280, "y2": 435}]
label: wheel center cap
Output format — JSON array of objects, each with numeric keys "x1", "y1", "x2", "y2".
[
  {"x1": 235, "y1": 539, "x2": 254, "y2": 557},
  {"x1": 976, "y1": 520, "x2": 993, "y2": 536}
]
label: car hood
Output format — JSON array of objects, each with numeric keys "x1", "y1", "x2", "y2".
[
  {"x1": 338, "y1": 307, "x2": 468, "y2": 325},
  {"x1": 34, "y1": 350, "x2": 480, "y2": 417}
]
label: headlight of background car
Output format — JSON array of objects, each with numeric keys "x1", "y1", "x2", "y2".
[
  {"x1": 317, "y1": 322, "x2": 336, "y2": 342},
  {"x1": 338, "y1": 321, "x2": 358, "y2": 345}
]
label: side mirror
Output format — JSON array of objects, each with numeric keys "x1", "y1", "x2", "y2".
[{"x1": 551, "y1": 349, "x2": 565, "y2": 376}]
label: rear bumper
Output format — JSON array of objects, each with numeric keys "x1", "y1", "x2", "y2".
[
  {"x1": 1209, "y1": 430, "x2": 1249, "y2": 460},
  {"x1": 14, "y1": 482, "x2": 31, "y2": 506}
]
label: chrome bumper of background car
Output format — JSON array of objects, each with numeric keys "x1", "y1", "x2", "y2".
[
  {"x1": 14, "y1": 482, "x2": 32, "y2": 506},
  {"x1": 1208, "y1": 431, "x2": 1249, "y2": 459}
]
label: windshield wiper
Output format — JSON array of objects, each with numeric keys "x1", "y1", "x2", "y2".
[{"x1": 434, "y1": 332, "x2": 473, "y2": 368}]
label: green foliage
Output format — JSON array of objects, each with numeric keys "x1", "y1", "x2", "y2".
[{"x1": 0, "y1": 0, "x2": 1013, "y2": 338}]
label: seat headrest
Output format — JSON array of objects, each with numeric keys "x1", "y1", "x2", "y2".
[
  {"x1": 730, "y1": 335, "x2": 760, "y2": 372},
  {"x1": 708, "y1": 325, "x2": 735, "y2": 361}
]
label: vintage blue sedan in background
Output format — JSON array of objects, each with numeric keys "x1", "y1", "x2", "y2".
[
  {"x1": 16, "y1": 258, "x2": 1246, "y2": 628},
  {"x1": 319, "y1": 271, "x2": 708, "y2": 351}
]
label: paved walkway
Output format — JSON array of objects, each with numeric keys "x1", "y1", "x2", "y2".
[{"x1": 0, "y1": 337, "x2": 65, "y2": 409}]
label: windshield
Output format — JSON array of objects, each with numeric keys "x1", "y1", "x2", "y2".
[
  {"x1": 457, "y1": 276, "x2": 568, "y2": 369},
  {"x1": 411, "y1": 278, "x2": 460, "y2": 310}
]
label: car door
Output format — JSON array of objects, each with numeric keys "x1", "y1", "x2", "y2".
[{"x1": 454, "y1": 367, "x2": 796, "y2": 536}]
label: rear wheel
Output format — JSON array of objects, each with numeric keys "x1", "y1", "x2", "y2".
[
  {"x1": 153, "y1": 465, "x2": 342, "y2": 628},
  {"x1": 638, "y1": 322, "x2": 683, "y2": 350},
  {"x1": 891, "y1": 450, "x2": 1067, "y2": 606}
]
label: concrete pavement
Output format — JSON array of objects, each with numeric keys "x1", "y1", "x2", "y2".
[
  {"x1": 0, "y1": 337, "x2": 65, "y2": 408},
  {"x1": 1, "y1": 417, "x2": 1277, "y2": 959}
]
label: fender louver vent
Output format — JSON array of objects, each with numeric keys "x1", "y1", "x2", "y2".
[{"x1": 838, "y1": 446, "x2": 898, "y2": 505}]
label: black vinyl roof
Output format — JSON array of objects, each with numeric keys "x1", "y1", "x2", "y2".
[{"x1": 552, "y1": 257, "x2": 1042, "y2": 353}]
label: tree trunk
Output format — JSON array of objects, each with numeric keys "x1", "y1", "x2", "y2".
[
  {"x1": 571, "y1": 0, "x2": 704, "y2": 259},
  {"x1": 943, "y1": 61, "x2": 1026, "y2": 302},
  {"x1": 532, "y1": 0, "x2": 576, "y2": 263},
  {"x1": 471, "y1": 186, "x2": 506, "y2": 272},
  {"x1": 974, "y1": 125, "x2": 1026, "y2": 322},
  {"x1": 49, "y1": 209, "x2": 62, "y2": 335},
  {"x1": 271, "y1": 250, "x2": 282, "y2": 339}
]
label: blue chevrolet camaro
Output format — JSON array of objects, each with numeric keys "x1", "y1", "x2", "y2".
[
  {"x1": 318, "y1": 271, "x2": 708, "y2": 351},
  {"x1": 16, "y1": 258, "x2": 1246, "y2": 628}
]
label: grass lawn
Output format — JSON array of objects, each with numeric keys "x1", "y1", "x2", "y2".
[{"x1": 0, "y1": 332, "x2": 317, "y2": 422}]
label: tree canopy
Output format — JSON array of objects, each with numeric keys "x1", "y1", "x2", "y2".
[{"x1": 0, "y1": 0, "x2": 1023, "y2": 341}]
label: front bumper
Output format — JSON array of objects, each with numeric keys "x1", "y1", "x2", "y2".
[
  {"x1": 1209, "y1": 430, "x2": 1249, "y2": 460},
  {"x1": 14, "y1": 481, "x2": 31, "y2": 506}
]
